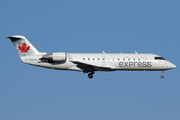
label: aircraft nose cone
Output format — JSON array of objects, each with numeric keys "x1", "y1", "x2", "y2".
[
  {"x1": 172, "y1": 64, "x2": 176, "y2": 69},
  {"x1": 166, "y1": 62, "x2": 176, "y2": 69}
]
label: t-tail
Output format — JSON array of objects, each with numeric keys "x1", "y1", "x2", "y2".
[{"x1": 7, "y1": 35, "x2": 39, "y2": 56}]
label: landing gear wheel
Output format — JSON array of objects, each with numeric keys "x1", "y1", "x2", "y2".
[
  {"x1": 88, "y1": 73, "x2": 93, "y2": 79},
  {"x1": 161, "y1": 75, "x2": 164, "y2": 79},
  {"x1": 161, "y1": 71, "x2": 164, "y2": 79}
]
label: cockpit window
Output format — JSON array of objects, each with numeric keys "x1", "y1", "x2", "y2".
[{"x1": 154, "y1": 57, "x2": 166, "y2": 60}]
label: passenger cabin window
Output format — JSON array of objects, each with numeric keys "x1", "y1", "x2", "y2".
[
  {"x1": 88, "y1": 58, "x2": 90, "y2": 61},
  {"x1": 154, "y1": 57, "x2": 166, "y2": 60},
  {"x1": 83, "y1": 58, "x2": 85, "y2": 60},
  {"x1": 93, "y1": 58, "x2": 95, "y2": 60}
]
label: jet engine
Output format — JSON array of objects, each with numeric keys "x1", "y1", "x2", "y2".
[{"x1": 42, "y1": 52, "x2": 67, "y2": 62}]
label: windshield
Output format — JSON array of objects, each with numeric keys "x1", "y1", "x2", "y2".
[{"x1": 154, "y1": 57, "x2": 166, "y2": 60}]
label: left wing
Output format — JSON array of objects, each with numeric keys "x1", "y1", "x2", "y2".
[{"x1": 71, "y1": 61, "x2": 113, "y2": 73}]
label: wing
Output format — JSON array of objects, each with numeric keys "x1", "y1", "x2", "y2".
[{"x1": 71, "y1": 61, "x2": 113, "y2": 73}]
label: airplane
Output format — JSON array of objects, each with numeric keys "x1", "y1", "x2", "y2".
[{"x1": 7, "y1": 35, "x2": 176, "y2": 79}]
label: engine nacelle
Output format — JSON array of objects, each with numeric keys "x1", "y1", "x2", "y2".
[
  {"x1": 52, "y1": 52, "x2": 67, "y2": 61},
  {"x1": 42, "y1": 52, "x2": 67, "y2": 62}
]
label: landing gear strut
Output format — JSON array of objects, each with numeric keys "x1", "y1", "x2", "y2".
[
  {"x1": 161, "y1": 71, "x2": 164, "y2": 79},
  {"x1": 88, "y1": 71, "x2": 95, "y2": 79}
]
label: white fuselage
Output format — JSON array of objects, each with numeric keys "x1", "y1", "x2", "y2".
[{"x1": 20, "y1": 53, "x2": 176, "y2": 72}]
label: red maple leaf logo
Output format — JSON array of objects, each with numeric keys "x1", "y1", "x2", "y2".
[{"x1": 18, "y1": 43, "x2": 30, "y2": 53}]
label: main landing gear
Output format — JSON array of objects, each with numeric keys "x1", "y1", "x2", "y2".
[
  {"x1": 161, "y1": 71, "x2": 164, "y2": 79},
  {"x1": 88, "y1": 71, "x2": 95, "y2": 79}
]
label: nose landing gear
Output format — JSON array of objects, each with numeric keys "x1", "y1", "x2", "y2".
[
  {"x1": 88, "y1": 71, "x2": 95, "y2": 79},
  {"x1": 161, "y1": 71, "x2": 164, "y2": 79}
]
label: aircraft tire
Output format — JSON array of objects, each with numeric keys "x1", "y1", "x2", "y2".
[
  {"x1": 88, "y1": 73, "x2": 93, "y2": 79},
  {"x1": 161, "y1": 75, "x2": 164, "y2": 79}
]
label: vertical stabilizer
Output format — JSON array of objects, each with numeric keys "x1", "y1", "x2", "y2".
[{"x1": 7, "y1": 35, "x2": 39, "y2": 56}]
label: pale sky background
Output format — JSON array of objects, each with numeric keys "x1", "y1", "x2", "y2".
[{"x1": 1, "y1": 0, "x2": 180, "y2": 120}]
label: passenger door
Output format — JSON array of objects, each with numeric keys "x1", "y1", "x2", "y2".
[{"x1": 143, "y1": 57, "x2": 148, "y2": 67}]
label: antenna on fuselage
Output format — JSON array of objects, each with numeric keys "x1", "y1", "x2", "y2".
[
  {"x1": 135, "y1": 51, "x2": 138, "y2": 54},
  {"x1": 102, "y1": 51, "x2": 105, "y2": 54}
]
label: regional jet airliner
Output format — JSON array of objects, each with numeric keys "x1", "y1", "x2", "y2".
[{"x1": 7, "y1": 36, "x2": 176, "y2": 79}]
